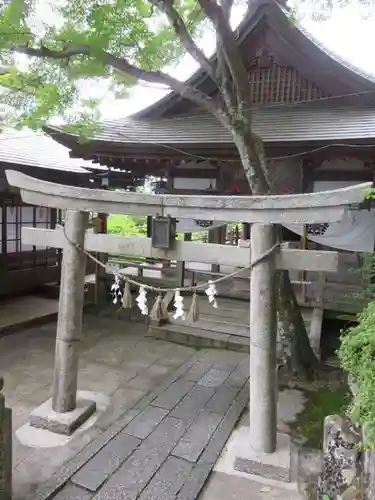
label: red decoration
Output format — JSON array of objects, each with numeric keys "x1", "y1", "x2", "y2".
[
  {"x1": 279, "y1": 187, "x2": 292, "y2": 194},
  {"x1": 227, "y1": 183, "x2": 241, "y2": 194}
]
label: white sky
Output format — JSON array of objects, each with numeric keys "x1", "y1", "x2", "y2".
[{"x1": 98, "y1": 2, "x2": 375, "y2": 119}]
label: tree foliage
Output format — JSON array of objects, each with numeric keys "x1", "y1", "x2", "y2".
[
  {"x1": 338, "y1": 299, "x2": 375, "y2": 448},
  {"x1": 338, "y1": 189, "x2": 375, "y2": 446},
  {"x1": 0, "y1": 0, "x2": 208, "y2": 129},
  {"x1": 108, "y1": 214, "x2": 147, "y2": 237}
]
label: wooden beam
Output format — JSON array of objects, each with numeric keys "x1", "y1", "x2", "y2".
[
  {"x1": 22, "y1": 228, "x2": 339, "y2": 272},
  {"x1": 6, "y1": 170, "x2": 371, "y2": 224}
]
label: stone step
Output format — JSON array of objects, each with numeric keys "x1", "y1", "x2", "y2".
[
  {"x1": 150, "y1": 322, "x2": 249, "y2": 353},
  {"x1": 182, "y1": 304, "x2": 250, "y2": 322},
  {"x1": 184, "y1": 296, "x2": 250, "y2": 310},
  {"x1": 154, "y1": 294, "x2": 317, "y2": 355},
  {"x1": 170, "y1": 315, "x2": 250, "y2": 338}
]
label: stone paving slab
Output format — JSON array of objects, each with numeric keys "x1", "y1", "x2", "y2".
[
  {"x1": 205, "y1": 386, "x2": 240, "y2": 415},
  {"x1": 138, "y1": 456, "x2": 193, "y2": 500},
  {"x1": 225, "y1": 362, "x2": 249, "y2": 388},
  {"x1": 53, "y1": 483, "x2": 93, "y2": 500},
  {"x1": 92, "y1": 417, "x2": 191, "y2": 500},
  {"x1": 185, "y1": 361, "x2": 214, "y2": 382},
  {"x1": 152, "y1": 378, "x2": 195, "y2": 410},
  {"x1": 169, "y1": 386, "x2": 215, "y2": 421},
  {"x1": 123, "y1": 406, "x2": 169, "y2": 440},
  {"x1": 176, "y1": 464, "x2": 212, "y2": 500},
  {"x1": 199, "y1": 382, "x2": 249, "y2": 467},
  {"x1": 172, "y1": 411, "x2": 223, "y2": 463},
  {"x1": 197, "y1": 368, "x2": 231, "y2": 388},
  {"x1": 30, "y1": 346, "x2": 248, "y2": 500},
  {"x1": 71, "y1": 432, "x2": 141, "y2": 492}
]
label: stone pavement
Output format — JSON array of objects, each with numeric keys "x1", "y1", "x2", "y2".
[
  {"x1": 0, "y1": 315, "x2": 248, "y2": 500},
  {"x1": 200, "y1": 471, "x2": 303, "y2": 500},
  {"x1": 31, "y1": 347, "x2": 249, "y2": 500}
]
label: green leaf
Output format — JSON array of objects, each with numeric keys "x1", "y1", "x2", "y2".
[{"x1": 0, "y1": 0, "x2": 208, "y2": 134}]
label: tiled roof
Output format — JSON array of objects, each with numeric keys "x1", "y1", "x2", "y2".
[
  {"x1": 135, "y1": 0, "x2": 375, "y2": 120},
  {"x1": 0, "y1": 129, "x2": 95, "y2": 173},
  {"x1": 61, "y1": 107, "x2": 375, "y2": 145}
]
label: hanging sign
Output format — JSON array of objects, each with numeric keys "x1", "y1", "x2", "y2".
[{"x1": 176, "y1": 218, "x2": 226, "y2": 233}]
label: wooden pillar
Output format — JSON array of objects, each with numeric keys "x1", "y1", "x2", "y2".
[
  {"x1": 176, "y1": 258, "x2": 185, "y2": 287},
  {"x1": 208, "y1": 227, "x2": 223, "y2": 273},
  {"x1": 94, "y1": 213, "x2": 108, "y2": 303},
  {"x1": 249, "y1": 223, "x2": 277, "y2": 453},
  {"x1": 146, "y1": 215, "x2": 152, "y2": 238},
  {"x1": 52, "y1": 210, "x2": 89, "y2": 413},
  {"x1": 242, "y1": 223, "x2": 251, "y2": 240},
  {"x1": 174, "y1": 233, "x2": 191, "y2": 287}
]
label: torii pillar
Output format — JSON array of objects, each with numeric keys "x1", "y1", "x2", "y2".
[
  {"x1": 30, "y1": 210, "x2": 97, "y2": 435},
  {"x1": 249, "y1": 223, "x2": 277, "y2": 453}
]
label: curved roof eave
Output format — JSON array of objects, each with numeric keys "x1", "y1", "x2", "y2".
[{"x1": 134, "y1": 0, "x2": 375, "y2": 120}]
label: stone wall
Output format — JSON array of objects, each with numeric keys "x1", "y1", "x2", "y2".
[
  {"x1": 362, "y1": 441, "x2": 375, "y2": 498},
  {"x1": 319, "y1": 415, "x2": 361, "y2": 500}
]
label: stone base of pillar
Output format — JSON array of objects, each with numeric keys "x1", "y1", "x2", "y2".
[
  {"x1": 29, "y1": 397, "x2": 96, "y2": 436},
  {"x1": 234, "y1": 433, "x2": 293, "y2": 483}
]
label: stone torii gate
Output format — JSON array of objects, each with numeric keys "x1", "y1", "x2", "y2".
[{"x1": 5, "y1": 170, "x2": 371, "y2": 453}]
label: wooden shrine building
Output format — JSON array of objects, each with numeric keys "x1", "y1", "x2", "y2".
[
  {"x1": 0, "y1": 129, "x2": 100, "y2": 296},
  {"x1": 46, "y1": 0, "x2": 375, "y2": 317}
]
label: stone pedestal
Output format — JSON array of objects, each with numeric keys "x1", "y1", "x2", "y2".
[
  {"x1": 234, "y1": 432, "x2": 293, "y2": 483},
  {"x1": 0, "y1": 377, "x2": 12, "y2": 500},
  {"x1": 30, "y1": 397, "x2": 96, "y2": 436}
]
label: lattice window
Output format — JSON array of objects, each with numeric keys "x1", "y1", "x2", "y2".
[
  {"x1": 247, "y1": 51, "x2": 327, "y2": 104},
  {"x1": 5, "y1": 205, "x2": 53, "y2": 254},
  {"x1": 35, "y1": 207, "x2": 52, "y2": 250},
  {"x1": 6, "y1": 206, "x2": 19, "y2": 254}
]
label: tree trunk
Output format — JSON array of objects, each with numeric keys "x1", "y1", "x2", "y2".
[
  {"x1": 277, "y1": 270, "x2": 317, "y2": 377},
  {"x1": 232, "y1": 127, "x2": 318, "y2": 378}
]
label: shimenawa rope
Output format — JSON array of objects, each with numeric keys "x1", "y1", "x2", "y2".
[{"x1": 60, "y1": 219, "x2": 280, "y2": 320}]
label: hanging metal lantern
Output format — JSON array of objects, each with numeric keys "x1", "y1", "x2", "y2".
[{"x1": 151, "y1": 216, "x2": 176, "y2": 249}]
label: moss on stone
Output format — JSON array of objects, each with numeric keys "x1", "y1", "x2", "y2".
[{"x1": 290, "y1": 387, "x2": 350, "y2": 449}]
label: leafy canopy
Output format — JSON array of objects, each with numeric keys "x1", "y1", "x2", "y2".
[
  {"x1": 0, "y1": 0, "x2": 368, "y2": 133},
  {"x1": 0, "y1": 0, "x2": 207, "y2": 130}
]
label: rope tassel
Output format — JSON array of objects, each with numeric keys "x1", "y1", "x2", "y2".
[
  {"x1": 173, "y1": 290, "x2": 185, "y2": 320},
  {"x1": 121, "y1": 281, "x2": 133, "y2": 309},
  {"x1": 60, "y1": 216, "x2": 280, "y2": 322},
  {"x1": 150, "y1": 294, "x2": 169, "y2": 322},
  {"x1": 188, "y1": 292, "x2": 200, "y2": 323}
]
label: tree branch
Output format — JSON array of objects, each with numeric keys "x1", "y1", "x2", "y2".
[
  {"x1": 149, "y1": 0, "x2": 216, "y2": 82},
  {"x1": 104, "y1": 51, "x2": 222, "y2": 113},
  {"x1": 10, "y1": 43, "x2": 223, "y2": 116},
  {"x1": 215, "y1": 0, "x2": 237, "y2": 114},
  {"x1": 198, "y1": 0, "x2": 250, "y2": 110},
  {"x1": 13, "y1": 43, "x2": 91, "y2": 59}
]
